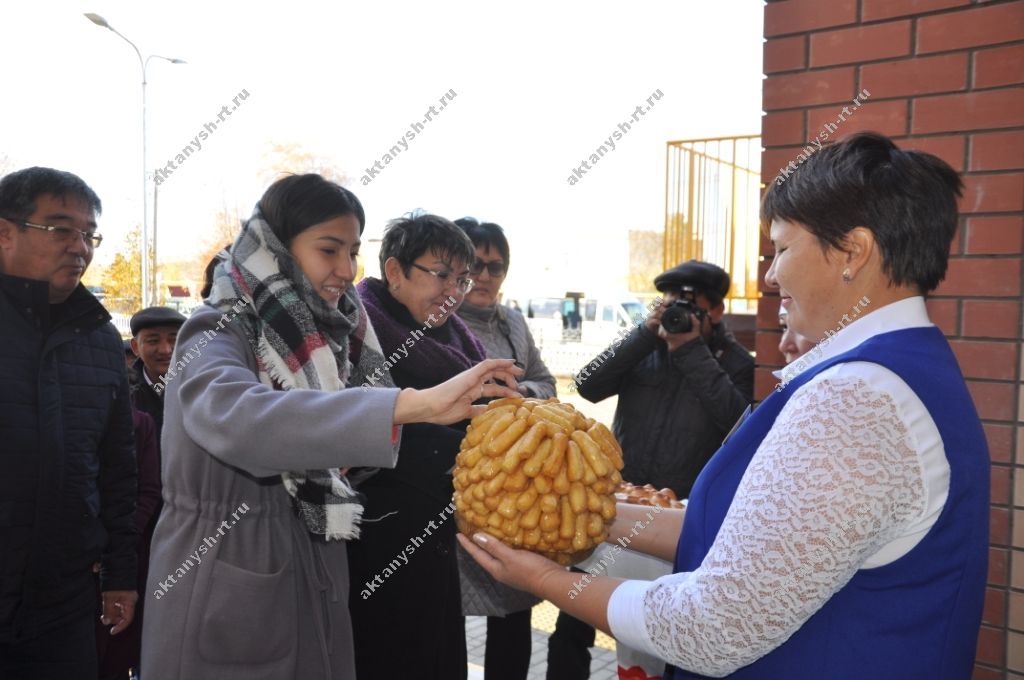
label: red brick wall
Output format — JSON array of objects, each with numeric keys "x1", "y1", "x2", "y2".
[{"x1": 759, "y1": 1, "x2": 1024, "y2": 676}]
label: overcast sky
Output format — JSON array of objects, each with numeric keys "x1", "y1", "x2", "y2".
[{"x1": 0, "y1": 0, "x2": 764, "y2": 298}]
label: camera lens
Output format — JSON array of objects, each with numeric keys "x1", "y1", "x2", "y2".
[{"x1": 661, "y1": 301, "x2": 694, "y2": 334}]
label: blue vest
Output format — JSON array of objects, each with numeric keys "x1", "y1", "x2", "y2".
[{"x1": 668, "y1": 327, "x2": 988, "y2": 679}]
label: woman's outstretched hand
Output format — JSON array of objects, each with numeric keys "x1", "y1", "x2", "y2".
[
  {"x1": 393, "y1": 358, "x2": 523, "y2": 425},
  {"x1": 458, "y1": 530, "x2": 620, "y2": 636},
  {"x1": 456, "y1": 531, "x2": 562, "y2": 595}
]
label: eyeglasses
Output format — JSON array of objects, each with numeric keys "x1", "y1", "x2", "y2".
[
  {"x1": 409, "y1": 262, "x2": 474, "y2": 294},
  {"x1": 469, "y1": 259, "x2": 506, "y2": 278},
  {"x1": 5, "y1": 218, "x2": 103, "y2": 248}
]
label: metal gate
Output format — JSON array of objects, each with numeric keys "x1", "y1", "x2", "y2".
[{"x1": 664, "y1": 135, "x2": 762, "y2": 313}]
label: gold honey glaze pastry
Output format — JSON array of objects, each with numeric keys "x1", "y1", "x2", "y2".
[{"x1": 453, "y1": 398, "x2": 624, "y2": 566}]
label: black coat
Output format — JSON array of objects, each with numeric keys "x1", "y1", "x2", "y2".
[
  {"x1": 130, "y1": 357, "x2": 166, "y2": 443},
  {"x1": 347, "y1": 422, "x2": 467, "y2": 680},
  {"x1": 578, "y1": 322, "x2": 754, "y2": 499},
  {"x1": 0, "y1": 275, "x2": 137, "y2": 643},
  {"x1": 348, "y1": 281, "x2": 480, "y2": 680}
]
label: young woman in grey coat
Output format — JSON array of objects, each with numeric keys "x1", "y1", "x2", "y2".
[
  {"x1": 140, "y1": 175, "x2": 520, "y2": 680},
  {"x1": 454, "y1": 218, "x2": 557, "y2": 680}
]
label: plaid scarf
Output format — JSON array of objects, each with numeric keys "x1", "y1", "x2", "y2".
[{"x1": 207, "y1": 206, "x2": 394, "y2": 540}]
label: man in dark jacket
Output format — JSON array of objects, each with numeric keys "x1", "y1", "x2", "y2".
[
  {"x1": 0, "y1": 167, "x2": 138, "y2": 679},
  {"x1": 129, "y1": 305, "x2": 186, "y2": 440},
  {"x1": 577, "y1": 260, "x2": 754, "y2": 498},
  {"x1": 548, "y1": 261, "x2": 754, "y2": 680}
]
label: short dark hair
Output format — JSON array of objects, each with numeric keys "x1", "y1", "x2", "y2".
[
  {"x1": 379, "y1": 212, "x2": 475, "y2": 277},
  {"x1": 257, "y1": 174, "x2": 365, "y2": 247},
  {"x1": 455, "y1": 217, "x2": 511, "y2": 271},
  {"x1": 0, "y1": 166, "x2": 102, "y2": 220},
  {"x1": 760, "y1": 132, "x2": 962, "y2": 294}
]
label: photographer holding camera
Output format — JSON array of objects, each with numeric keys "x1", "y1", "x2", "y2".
[
  {"x1": 578, "y1": 260, "x2": 754, "y2": 499},
  {"x1": 547, "y1": 261, "x2": 754, "y2": 679}
]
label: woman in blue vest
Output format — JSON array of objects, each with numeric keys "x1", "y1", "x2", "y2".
[{"x1": 459, "y1": 132, "x2": 989, "y2": 679}]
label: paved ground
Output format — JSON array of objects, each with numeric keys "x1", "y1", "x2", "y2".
[
  {"x1": 554, "y1": 377, "x2": 618, "y2": 426},
  {"x1": 466, "y1": 601, "x2": 619, "y2": 679}
]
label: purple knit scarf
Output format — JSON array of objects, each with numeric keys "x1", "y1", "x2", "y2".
[{"x1": 357, "y1": 277, "x2": 486, "y2": 388}]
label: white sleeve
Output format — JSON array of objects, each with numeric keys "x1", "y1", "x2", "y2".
[{"x1": 606, "y1": 374, "x2": 928, "y2": 677}]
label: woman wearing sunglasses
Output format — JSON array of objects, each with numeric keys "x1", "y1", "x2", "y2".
[
  {"x1": 452, "y1": 217, "x2": 555, "y2": 680},
  {"x1": 455, "y1": 217, "x2": 556, "y2": 400}
]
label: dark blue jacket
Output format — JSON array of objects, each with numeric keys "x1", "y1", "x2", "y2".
[{"x1": 0, "y1": 274, "x2": 137, "y2": 643}]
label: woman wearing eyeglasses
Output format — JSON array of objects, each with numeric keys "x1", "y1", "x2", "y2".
[
  {"x1": 453, "y1": 217, "x2": 555, "y2": 680},
  {"x1": 349, "y1": 213, "x2": 485, "y2": 679}
]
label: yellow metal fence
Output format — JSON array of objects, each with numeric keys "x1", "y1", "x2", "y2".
[{"x1": 664, "y1": 135, "x2": 762, "y2": 313}]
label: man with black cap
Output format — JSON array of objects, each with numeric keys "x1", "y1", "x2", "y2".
[
  {"x1": 99, "y1": 306, "x2": 184, "y2": 679},
  {"x1": 545, "y1": 260, "x2": 755, "y2": 680},
  {"x1": 578, "y1": 259, "x2": 754, "y2": 497},
  {"x1": 129, "y1": 306, "x2": 186, "y2": 439}
]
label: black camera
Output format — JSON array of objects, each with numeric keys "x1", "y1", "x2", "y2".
[{"x1": 660, "y1": 286, "x2": 706, "y2": 334}]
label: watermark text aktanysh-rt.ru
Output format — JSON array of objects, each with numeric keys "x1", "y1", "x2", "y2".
[
  {"x1": 152, "y1": 501, "x2": 250, "y2": 600},
  {"x1": 774, "y1": 88, "x2": 871, "y2": 186},
  {"x1": 567, "y1": 89, "x2": 663, "y2": 186},
  {"x1": 361, "y1": 294, "x2": 458, "y2": 388},
  {"x1": 568, "y1": 297, "x2": 662, "y2": 392},
  {"x1": 154, "y1": 89, "x2": 250, "y2": 185},
  {"x1": 568, "y1": 505, "x2": 663, "y2": 599},
  {"x1": 775, "y1": 295, "x2": 871, "y2": 391},
  {"x1": 359, "y1": 500, "x2": 456, "y2": 599},
  {"x1": 360, "y1": 89, "x2": 457, "y2": 186},
  {"x1": 153, "y1": 298, "x2": 250, "y2": 394}
]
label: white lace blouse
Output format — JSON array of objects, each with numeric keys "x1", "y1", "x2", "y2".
[{"x1": 606, "y1": 297, "x2": 950, "y2": 677}]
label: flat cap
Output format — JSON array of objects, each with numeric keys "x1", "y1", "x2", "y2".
[
  {"x1": 654, "y1": 260, "x2": 731, "y2": 301},
  {"x1": 130, "y1": 306, "x2": 187, "y2": 336}
]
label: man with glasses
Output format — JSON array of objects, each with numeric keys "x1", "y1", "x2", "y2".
[{"x1": 0, "y1": 167, "x2": 137, "y2": 679}]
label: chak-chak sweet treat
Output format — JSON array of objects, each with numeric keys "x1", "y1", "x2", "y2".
[{"x1": 453, "y1": 398, "x2": 624, "y2": 566}]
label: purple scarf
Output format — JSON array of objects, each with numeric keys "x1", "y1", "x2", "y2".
[{"x1": 357, "y1": 277, "x2": 486, "y2": 389}]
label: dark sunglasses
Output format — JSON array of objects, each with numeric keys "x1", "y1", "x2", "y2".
[{"x1": 469, "y1": 259, "x2": 506, "y2": 277}]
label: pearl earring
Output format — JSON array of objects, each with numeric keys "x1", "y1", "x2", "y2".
[{"x1": 842, "y1": 269, "x2": 852, "y2": 283}]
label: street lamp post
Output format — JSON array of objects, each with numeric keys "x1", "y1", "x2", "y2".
[{"x1": 85, "y1": 13, "x2": 184, "y2": 307}]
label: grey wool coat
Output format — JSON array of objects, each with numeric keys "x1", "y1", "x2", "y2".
[
  {"x1": 456, "y1": 301, "x2": 556, "y2": 400},
  {"x1": 140, "y1": 305, "x2": 401, "y2": 680},
  {"x1": 455, "y1": 300, "x2": 553, "y2": 617}
]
